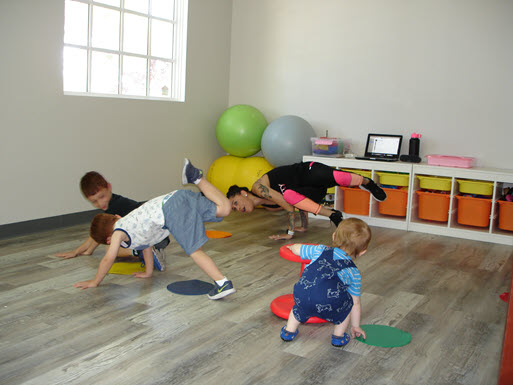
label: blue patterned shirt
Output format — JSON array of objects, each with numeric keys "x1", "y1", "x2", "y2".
[{"x1": 299, "y1": 244, "x2": 361, "y2": 296}]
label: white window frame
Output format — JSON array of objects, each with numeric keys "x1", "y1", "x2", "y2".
[{"x1": 63, "y1": 0, "x2": 188, "y2": 101}]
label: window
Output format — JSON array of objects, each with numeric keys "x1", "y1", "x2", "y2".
[{"x1": 63, "y1": 0, "x2": 188, "y2": 101}]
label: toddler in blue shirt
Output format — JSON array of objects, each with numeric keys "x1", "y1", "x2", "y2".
[{"x1": 280, "y1": 218, "x2": 371, "y2": 347}]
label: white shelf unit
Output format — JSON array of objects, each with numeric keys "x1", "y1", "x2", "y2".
[
  {"x1": 303, "y1": 156, "x2": 513, "y2": 245},
  {"x1": 409, "y1": 164, "x2": 513, "y2": 245}
]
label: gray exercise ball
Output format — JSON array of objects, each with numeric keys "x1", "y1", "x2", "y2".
[{"x1": 261, "y1": 115, "x2": 316, "y2": 167}]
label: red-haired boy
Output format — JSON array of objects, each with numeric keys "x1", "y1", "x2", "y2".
[{"x1": 56, "y1": 171, "x2": 167, "y2": 271}]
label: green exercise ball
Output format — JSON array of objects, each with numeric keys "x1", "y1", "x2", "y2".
[{"x1": 216, "y1": 105, "x2": 267, "y2": 158}]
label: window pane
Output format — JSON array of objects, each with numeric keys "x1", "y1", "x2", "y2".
[
  {"x1": 123, "y1": 13, "x2": 147, "y2": 55},
  {"x1": 63, "y1": 0, "x2": 186, "y2": 100},
  {"x1": 125, "y1": 0, "x2": 148, "y2": 14},
  {"x1": 151, "y1": 19, "x2": 173, "y2": 59},
  {"x1": 151, "y1": 0, "x2": 174, "y2": 20},
  {"x1": 92, "y1": 6, "x2": 120, "y2": 50},
  {"x1": 63, "y1": 47, "x2": 87, "y2": 92},
  {"x1": 64, "y1": 0, "x2": 88, "y2": 46},
  {"x1": 149, "y1": 59, "x2": 171, "y2": 97},
  {"x1": 93, "y1": 0, "x2": 120, "y2": 7},
  {"x1": 91, "y1": 51, "x2": 119, "y2": 94},
  {"x1": 122, "y1": 55, "x2": 147, "y2": 96}
]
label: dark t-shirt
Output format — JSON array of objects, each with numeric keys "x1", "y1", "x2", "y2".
[
  {"x1": 105, "y1": 194, "x2": 142, "y2": 217},
  {"x1": 264, "y1": 162, "x2": 331, "y2": 203},
  {"x1": 265, "y1": 163, "x2": 308, "y2": 194}
]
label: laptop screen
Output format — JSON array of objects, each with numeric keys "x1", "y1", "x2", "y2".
[{"x1": 365, "y1": 134, "x2": 403, "y2": 158}]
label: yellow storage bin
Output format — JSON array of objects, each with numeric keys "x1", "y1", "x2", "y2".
[
  {"x1": 416, "y1": 175, "x2": 452, "y2": 191},
  {"x1": 376, "y1": 172, "x2": 410, "y2": 187},
  {"x1": 456, "y1": 179, "x2": 493, "y2": 196},
  {"x1": 341, "y1": 169, "x2": 372, "y2": 179}
]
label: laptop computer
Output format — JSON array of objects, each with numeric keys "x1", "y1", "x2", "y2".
[{"x1": 355, "y1": 133, "x2": 403, "y2": 162}]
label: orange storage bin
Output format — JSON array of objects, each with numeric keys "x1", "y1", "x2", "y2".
[
  {"x1": 416, "y1": 190, "x2": 450, "y2": 222},
  {"x1": 498, "y1": 200, "x2": 513, "y2": 231},
  {"x1": 340, "y1": 186, "x2": 370, "y2": 215},
  {"x1": 455, "y1": 195, "x2": 491, "y2": 227},
  {"x1": 378, "y1": 188, "x2": 408, "y2": 217}
]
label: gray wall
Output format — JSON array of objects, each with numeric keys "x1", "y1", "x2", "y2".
[
  {"x1": 0, "y1": 0, "x2": 232, "y2": 226},
  {"x1": 229, "y1": 0, "x2": 513, "y2": 166}
]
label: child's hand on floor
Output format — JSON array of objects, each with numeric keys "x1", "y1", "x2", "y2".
[
  {"x1": 132, "y1": 271, "x2": 152, "y2": 278},
  {"x1": 57, "y1": 250, "x2": 93, "y2": 259},
  {"x1": 73, "y1": 280, "x2": 98, "y2": 290},
  {"x1": 351, "y1": 326, "x2": 366, "y2": 340},
  {"x1": 56, "y1": 251, "x2": 79, "y2": 259}
]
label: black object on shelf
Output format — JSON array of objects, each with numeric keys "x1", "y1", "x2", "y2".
[{"x1": 400, "y1": 133, "x2": 422, "y2": 163}]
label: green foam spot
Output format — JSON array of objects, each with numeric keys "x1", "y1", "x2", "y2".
[{"x1": 355, "y1": 324, "x2": 411, "y2": 348}]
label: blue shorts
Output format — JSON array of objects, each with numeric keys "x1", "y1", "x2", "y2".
[{"x1": 162, "y1": 190, "x2": 222, "y2": 255}]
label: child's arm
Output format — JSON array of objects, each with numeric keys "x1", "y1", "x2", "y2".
[
  {"x1": 132, "y1": 247, "x2": 154, "y2": 278},
  {"x1": 73, "y1": 231, "x2": 124, "y2": 289},
  {"x1": 56, "y1": 236, "x2": 99, "y2": 259},
  {"x1": 286, "y1": 244, "x2": 303, "y2": 256},
  {"x1": 349, "y1": 294, "x2": 366, "y2": 339},
  {"x1": 286, "y1": 244, "x2": 321, "y2": 262}
]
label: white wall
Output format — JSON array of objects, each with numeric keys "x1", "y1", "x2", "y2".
[
  {"x1": 229, "y1": 0, "x2": 513, "y2": 167},
  {"x1": 0, "y1": 0, "x2": 232, "y2": 225},
  {"x1": 2, "y1": 0, "x2": 512, "y2": 226}
]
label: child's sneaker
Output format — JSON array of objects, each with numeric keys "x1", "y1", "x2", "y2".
[
  {"x1": 182, "y1": 158, "x2": 203, "y2": 185},
  {"x1": 207, "y1": 280, "x2": 236, "y2": 300},
  {"x1": 360, "y1": 178, "x2": 387, "y2": 201},
  {"x1": 329, "y1": 209, "x2": 343, "y2": 227},
  {"x1": 280, "y1": 326, "x2": 299, "y2": 342},
  {"x1": 331, "y1": 332, "x2": 350, "y2": 347},
  {"x1": 136, "y1": 251, "x2": 146, "y2": 268},
  {"x1": 152, "y1": 247, "x2": 166, "y2": 271}
]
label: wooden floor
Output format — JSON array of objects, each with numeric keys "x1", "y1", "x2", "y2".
[{"x1": 1, "y1": 210, "x2": 511, "y2": 385}]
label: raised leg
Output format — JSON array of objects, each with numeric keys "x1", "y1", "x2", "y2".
[{"x1": 183, "y1": 158, "x2": 231, "y2": 217}]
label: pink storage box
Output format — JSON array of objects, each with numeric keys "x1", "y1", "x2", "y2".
[{"x1": 426, "y1": 155, "x2": 475, "y2": 168}]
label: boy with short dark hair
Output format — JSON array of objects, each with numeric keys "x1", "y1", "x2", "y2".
[
  {"x1": 74, "y1": 159, "x2": 236, "y2": 300},
  {"x1": 56, "y1": 171, "x2": 167, "y2": 271}
]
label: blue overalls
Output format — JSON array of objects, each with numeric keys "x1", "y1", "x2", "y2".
[{"x1": 292, "y1": 247, "x2": 355, "y2": 324}]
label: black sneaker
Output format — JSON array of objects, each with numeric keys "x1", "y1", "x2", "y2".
[
  {"x1": 329, "y1": 209, "x2": 343, "y2": 227},
  {"x1": 207, "y1": 280, "x2": 236, "y2": 300},
  {"x1": 182, "y1": 158, "x2": 203, "y2": 185},
  {"x1": 360, "y1": 178, "x2": 387, "y2": 201}
]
